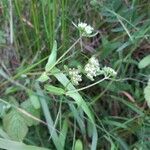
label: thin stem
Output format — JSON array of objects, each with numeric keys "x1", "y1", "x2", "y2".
[
  {"x1": 66, "y1": 76, "x2": 109, "y2": 94},
  {"x1": 9, "y1": 0, "x2": 13, "y2": 44}
]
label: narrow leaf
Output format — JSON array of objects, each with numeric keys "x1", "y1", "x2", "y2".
[
  {"x1": 44, "y1": 84, "x2": 65, "y2": 95},
  {"x1": 138, "y1": 55, "x2": 150, "y2": 69},
  {"x1": 144, "y1": 79, "x2": 150, "y2": 108},
  {"x1": 35, "y1": 83, "x2": 63, "y2": 150},
  {"x1": 45, "y1": 41, "x2": 57, "y2": 72},
  {"x1": 58, "y1": 119, "x2": 68, "y2": 149}
]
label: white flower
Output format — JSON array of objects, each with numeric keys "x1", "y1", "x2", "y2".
[
  {"x1": 100, "y1": 66, "x2": 117, "y2": 77},
  {"x1": 68, "y1": 68, "x2": 82, "y2": 85},
  {"x1": 77, "y1": 22, "x2": 94, "y2": 37},
  {"x1": 78, "y1": 22, "x2": 87, "y2": 29},
  {"x1": 84, "y1": 56, "x2": 100, "y2": 81},
  {"x1": 85, "y1": 25, "x2": 94, "y2": 34}
]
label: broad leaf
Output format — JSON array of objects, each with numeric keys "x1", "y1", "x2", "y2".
[
  {"x1": 3, "y1": 110, "x2": 28, "y2": 141},
  {"x1": 74, "y1": 139, "x2": 83, "y2": 150},
  {"x1": 21, "y1": 100, "x2": 41, "y2": 126},
  {"x1": 0, "y1": 138, "x2": 49, "y2": 150},
  {"x1": 28, "y1": 91, "x2": 40, "y2": 109}
]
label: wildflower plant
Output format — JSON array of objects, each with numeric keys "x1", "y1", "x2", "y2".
[{"x1": 35, "y1": 22, "x2": 117, "y2": 150}]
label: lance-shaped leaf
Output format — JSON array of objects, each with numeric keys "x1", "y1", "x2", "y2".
[
  {"x1": 44, "y1": 84, "x2": 65, "y2": 95},
  {"x1": 45, "y1": 41, "x2": 57, "y2": 72},
  {"x1": 138, "y1": 55, "x2": 150, "y2": 69}
]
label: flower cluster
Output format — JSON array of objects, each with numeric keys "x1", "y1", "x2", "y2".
[
  {"x1": 84, "y1": 56, "x2": 100, "y2": 81},
  {"x1": 100, "y1": 66, "x2": 117, "y2": 77},
  {"x1": 77, "y1": 22, "x2": 94, "y2": 37},
  {"x1": 68, "y1": 68, "x2": 82, "y2": 85},
  {"x1": 67, "y1": 56, "x2": 117, "y2": 85}
]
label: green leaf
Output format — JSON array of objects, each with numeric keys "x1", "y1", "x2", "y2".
[
  {"x1": 58, "y1": 119, "x2": 68, "y2": 149},
  {"x1": 0, "y1": 138, "x2": 49, "y2": 150},
  {"x1": 21, "y1": 100, "x2": 41, "y2": 126},
  {"x1": 3, "y1": 110, "x2": 28, "y2": 141},
  {"x1": 138, "y1": 55, "x2": 150, "y2": 69},
  {"x1": 37, "y1": 72, "x2": 50, "y2": 82},
  {"x1": 69, "y1": 104, "x2": 86, "y2": 135},
  {"x1": 35, "y1": 83, "x2": 63, "y2": 150},
  {"x1": 0, "y1": 126, "x2": 10, "y2": 139},
  {"x1": 45, "y1": 41, "x2": 57, "y2": 72},
  {"x1": 74, "y1": 139, "x2": 83, "y2": 150},
  {"x1": 5, "y1": 86, "x2": 20, "y2": 95},
  {"x1": 0, "y1": 30, "x2": 6, "y2": 44},
  {"x1": 101, "y1": 37, "x2": 120, "y2": 59},
  {"x1": 144, "y1": 80, "x2": 150, "y2": 108},
  {"x1": 28, "y1": 91, "x2": 40, "y2": 109},
  {"x1": 52, "y1": 67, "x2": 94, "y2": 123},
  {"x1": 51, "y1": 68, "x2": 98, "y2": 149},
  {"x1": 0, "y1": 103, "x2": 6, "y2": 118},
  {"x1": 44, "y1": 84, "x2": 65, "y2": 95}
]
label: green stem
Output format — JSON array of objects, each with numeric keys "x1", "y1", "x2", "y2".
[{"x1": 66, "y1": 76, "x2": 109, "y2": 94}]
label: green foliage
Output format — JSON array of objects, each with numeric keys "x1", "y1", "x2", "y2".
[
  {"x1": 45, "y1": 40, "x2": 57, "y2": 72},
  {"x1": 0, "y1": 103, "x2": 9, "y2": 118},
  {"x1": 0, "y1": 30, "x2": 6, "y2": 44},
  {"x1": 37, "y1": 72, "x2": 50, "y2": 83},
  {"x1": 0, "y1": 0, "x2": 150, "y2": 149},
  {"x1": 21, "y1": 100, "x2": 41, "y2": 126},
  {"x1": 0, "y1": 138, "x2": 49, "y2": 150},
  {"x1": 101, "y1": 36, "x2": 121, "y2": 59},
  {"x1": 138, "y1": 55, "x2": 150, "y2": 69},
  {"x1": 28, "y1": 91, "x2": 40, "y2": 109},
  {"x1": 44, "y1": 84, "x2": 65, "y2": 95},
  {"x1": 3, "y1": 110, "x2": 28, "y2": 141},
  {"x1": 74, "y1": 139, "x2": 83, "y2": 150}
]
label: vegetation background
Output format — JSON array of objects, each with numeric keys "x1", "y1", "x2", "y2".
[{"x1": 0, "y1": 0, "x2": 150, "y2": 150}]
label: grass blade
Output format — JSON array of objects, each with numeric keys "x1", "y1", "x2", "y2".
[{"x1": 35, "y1": 83, "x2": 62, "y2": 150}]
